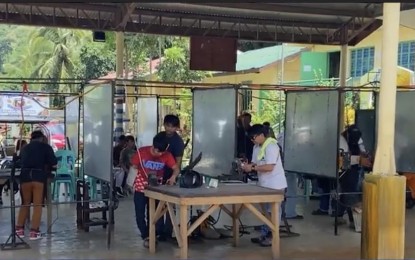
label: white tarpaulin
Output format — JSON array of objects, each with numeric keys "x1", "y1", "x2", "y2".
[{"x1": 0, "y1": 95, "x2": 51, "y2": 122}]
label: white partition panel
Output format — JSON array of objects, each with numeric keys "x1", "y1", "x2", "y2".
[
  {"x1": 65, "y1": 97, "x2": 79, "y2": 158},
  {"x1": 376, "y1": 91, "x2": 415, "y2": 172},
  {"x1": 136, "y1": 97, "x2": 158, "y2": 147},
  {"x1": 284, "y1": 90, "x2": 339, "y2": 178},
  {"x1": 192, "y1": 88, "x2": 237, "y2": 177},
  {"x1": 83, "y1": 84, "x2": 113, "y2": 182}
]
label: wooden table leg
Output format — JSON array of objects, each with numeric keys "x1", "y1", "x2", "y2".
[
  {"x1": 149, "y1": 198, "x2": 156, "y2": 254},
  {"x1": 271, "y1": 202, "x2": 280, "y2": 259},
  {"x1": 232, "y1": 204, "x2": 239, "y2": 247},
  {"x1": 179, "y1": 205, "x2": 188, "y2": 259},
  {"x1": 47, "y1": 178, "x2": 52, "y2": 234}
]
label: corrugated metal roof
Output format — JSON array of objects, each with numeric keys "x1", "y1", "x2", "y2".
[
  {"x1": 236, "y1": 45, "x2": 304, "y2": 71},
  {"x1": 0, "y1": 3, "x2": 413, "y2": 45}
]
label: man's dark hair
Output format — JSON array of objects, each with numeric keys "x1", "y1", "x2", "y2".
[
  {"x1": 242, "y1": 112, "x2": 252, "y2": 119},
  {"x1": 31, "y1": 130, "x2": 45, "y2": 140},
  {"x1": 263, "y1": 122, "x2": 271, "y2": 127},
  {"x1": 118, "y1": 135, "x2": 126, "y2": 142},
  {"x1": 163, "y1": 114, "x2": 180, "y2": 127},
  {"x1": 125, "y1": 135, "x2": 135, "y2": 142},
  {"x1": 153, "y1": 132, "x2": 169, "y2": 152},
  {"x1": 247, "y1": 124, "x2": 268, "y2": 139}
]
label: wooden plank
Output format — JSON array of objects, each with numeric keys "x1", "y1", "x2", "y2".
[
  {"x1": 271, "y1": 202, "x2": 280, "y2": 259},
  {"x1": 187, "y1": 204, "x2": 219, "y2": 236},
  {"x1": 167, "y1": 203, "x2": 183, "y2": 248},
  {"x1": 146, "y1": 184, "x2": 284, "y2": 198},
  {"x1": 149, "y1": 198, "x2": 156, "y2": 254},
  {"x1": 179, "y1": 205, "x2": 188, "y2": 259},
  {"x1": 180, "y1": 195, "x2": 283, "y2": 206},
  {"x1": 232, "y1": 204, "x2": 240, "y2": 246},
  {"x1": 152, "y1": 201, "x2": 167, "y2": 225},
  {"x1": 244, "y1": 203, "x2": 275, "y2": 232}
]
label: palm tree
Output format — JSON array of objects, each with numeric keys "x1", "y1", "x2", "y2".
[{"x1": 29, "y1": 27, "x2": 89, "y2": 93}]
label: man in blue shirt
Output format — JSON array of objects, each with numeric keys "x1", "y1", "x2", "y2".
[{"x1": 158, "y1": 114, "x2": 185, "y2": 241}]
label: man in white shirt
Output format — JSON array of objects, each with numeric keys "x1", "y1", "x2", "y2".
[{"x1": 241, "y1": 124, "x2": 287, "y2": 247}]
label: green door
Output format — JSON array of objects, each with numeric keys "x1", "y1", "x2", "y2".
[{"x1": 300, "y1": 52, "x2": 328, "y2": 86}]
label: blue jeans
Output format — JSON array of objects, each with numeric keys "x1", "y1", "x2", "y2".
[
  {"x1": 134, "y1": 192, "x2": 164, "y2": 239},
  {"x1": 317, "y1": 178, "x2": 333, "y2": 212},
  {"x1": 285, "y1": 173, "x2": 298, "y2": 218},
  {"x1": 160, "y1": 210, "x2": 174, "y2": 238},
  {"x1": 261, "y1": 203, "x2": 282, "y2": 237}
]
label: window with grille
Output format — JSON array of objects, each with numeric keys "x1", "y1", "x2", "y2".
[
  {"x1": 398, "y1": 41, "x2": 415, "y2": 71},
  {"x1": 350, "y1": 47, "x2": 375, "y2": 78},
  {"x1": 240, "y1": 81, "x2": 252, "y2": 111}
]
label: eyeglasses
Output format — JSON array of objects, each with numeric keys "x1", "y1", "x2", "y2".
[{"x1": 250, "y1": 135, "x2": 258, "y2": 141}]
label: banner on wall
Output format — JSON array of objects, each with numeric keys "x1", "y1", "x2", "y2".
[{"x1": 0, "y1": 95, "x2": 52, "y2": 122}]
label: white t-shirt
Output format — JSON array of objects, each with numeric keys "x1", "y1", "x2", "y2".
[
  {"x1": 252, "y1": 143, "x2": 287, "y2": 190},
  {"x1": 339, "y1": 136, "x2": 366, "y2": 165}
]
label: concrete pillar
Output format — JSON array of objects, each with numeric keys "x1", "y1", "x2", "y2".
[
  {"x1": 114, "y1": 32, "x2": 125, "y2": 140},
  {"x1": 361, "y1": 3, "x2": 406, "y2": 259},
  {"x1": 339, "y1": 44, "x2": 348, "y2": 131}
]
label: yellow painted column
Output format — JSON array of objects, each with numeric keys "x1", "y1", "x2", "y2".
[
  {"x1": 339, "y1": 44, "x2": 348, "y2": 131},
  {"x1": 361, "y1": 3, "x2": 406, "y2": 260}
]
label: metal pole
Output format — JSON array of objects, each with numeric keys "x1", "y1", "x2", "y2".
[
  {"x1": 279, "y1": 44, "x2": 285, "y2": 133},
  {"x1": 114, "y1": 32, "x2": 125, "y2": 140}
]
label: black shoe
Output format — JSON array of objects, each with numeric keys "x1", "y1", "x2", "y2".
[
  {"x1": 251, "y1": 236, "x2": 265, "y2": 244},
  {"x1": 286, "y1": 215, "x2": 304, "y2": 220},
  {"x1": 157, "y1": 235, "x2": 167, "y2": 242},
  {"x1": 312, "y1": 209, "x2": 328, "y2": 215},
  {"x1": 116, "y1": 188, "x2": 125, "y2": 198}
]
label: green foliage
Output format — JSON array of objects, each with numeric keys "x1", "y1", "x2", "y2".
[
  {"x1": 76, "y1": 42, "x2": 116, "y2": 80},
  {"x1": 238, "y1": 41, "x2": 278, "y2": 52},
  {"x1": 156, "y1": 38, "x2": 208, "y2": 159},
  {"x1": 157, "y1": 38, "x2": 206, "y2": 83},
  {"x1": 251, "y1": 90, "x2": 285, "y2": 132},
  {"x1": 313, "y1": 69, "x2": 335, "y2": 87}
]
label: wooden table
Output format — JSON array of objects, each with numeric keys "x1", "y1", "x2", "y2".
[
  {"x1": 0, "y1": 169, "x2": 54, "y2": 234},
  {"x1": 144, "y1": 184, "x2": 284, "y2": 259}
]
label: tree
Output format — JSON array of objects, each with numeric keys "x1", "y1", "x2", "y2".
[
  {"x1": 156, "y1": 37, "x2": 208, "y2": 159},
  {"x1": 28, "y1": 27, "x2": 88, "y2": 92},
  {"x1": 76, "y1": 42, "x2": 116, "y2": 80},
  {"x1": 251, "y1": 90, "x2": 285, "y2": 132}
]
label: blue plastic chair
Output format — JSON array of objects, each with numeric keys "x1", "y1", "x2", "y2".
[
  {"x1": 53, "y1": 149, "x2": 76, "y2": 201},
  {"x1": 79, "y1": 162, "x2": 98, "y2": 200}
]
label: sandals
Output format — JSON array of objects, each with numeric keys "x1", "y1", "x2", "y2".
[{"x1": 143, "y1": 237, "x2": 158, "y2": 248}]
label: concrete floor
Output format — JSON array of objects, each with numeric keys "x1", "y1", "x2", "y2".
[{"x1": 1, "y1": 192, "x2": 415, "y2": 260}]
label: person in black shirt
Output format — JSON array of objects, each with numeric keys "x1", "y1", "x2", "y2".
[
  {"x1": 158, "y1": 114, "x2": 185, "y2": 241},
  {"x1": 113, "y1": 135, "x2": 126, "y2": 167},
  {"x1": 237, "y1": 112, "x2": 254, "y2": 162},
  {"x1": 16, "y1": 130, "x2": 57, "y2": 240}
]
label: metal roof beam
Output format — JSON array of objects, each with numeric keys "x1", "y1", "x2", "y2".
[
  {"x1": 197, "y1": 3, "x2": 376, "y2": 18},
  {"x1": 134, "y1": 8, "x2": 347, "y2": 30},
  {"x1": 124, "y1": 21, "x2": 331, "y2": 45}
]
